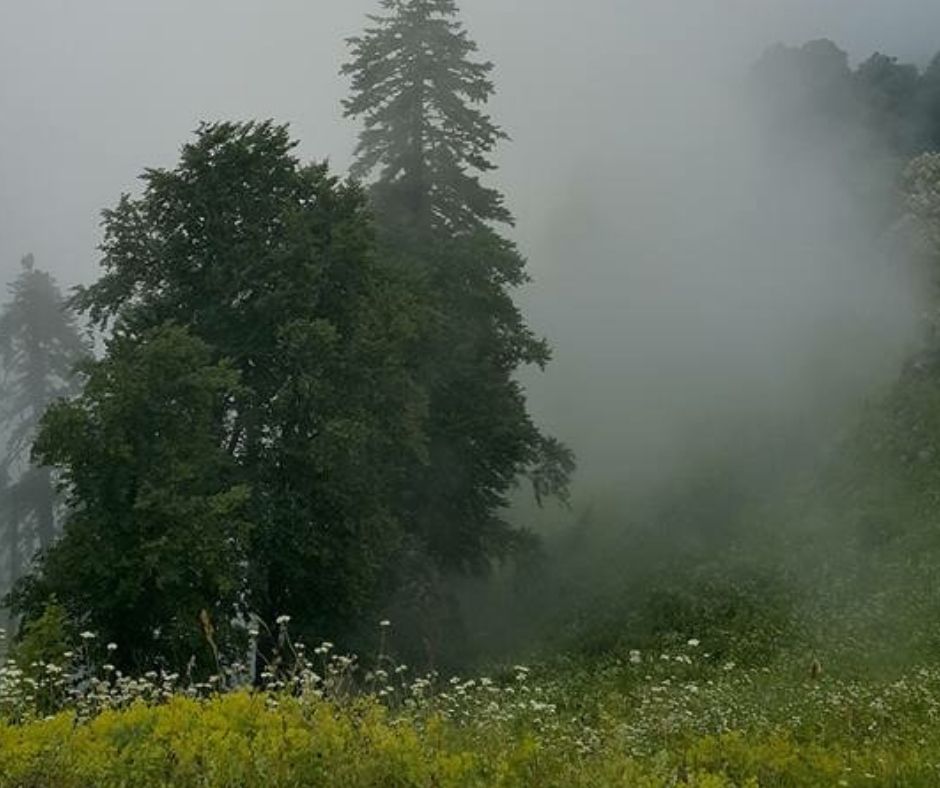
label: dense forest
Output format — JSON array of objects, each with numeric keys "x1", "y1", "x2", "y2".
[{"x1": 4, "y1": 2, "x2": 940, "y2": 784}]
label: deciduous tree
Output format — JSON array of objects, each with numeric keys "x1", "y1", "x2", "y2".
[{"x1": 22, "y1": 122, "x2": 429, "y2": 659}]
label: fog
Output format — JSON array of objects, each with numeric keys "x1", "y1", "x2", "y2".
[{"x1": 3, "y1": 0, "x2": 940, "y2": 492}]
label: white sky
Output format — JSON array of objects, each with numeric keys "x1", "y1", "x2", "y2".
[{"x1": 1, "y1": 1, "x2": 937, "y2": 287}]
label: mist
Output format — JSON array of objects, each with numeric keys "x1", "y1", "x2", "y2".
[
  {"x1": 3, "y1": 2, "x2": 936, "y2": 497},
  {"x1": 4, "y1": 0, "x2": 940, "y2": 647},
  {"x1": 495, "y1": 5, "x2": 934, "y2": 493},
  {"x1": 518, "y1": 64, "x2": 922, "y2": 491},
  {"x1": 6, "y1": 3, "x2": 940, "y2": 778}
]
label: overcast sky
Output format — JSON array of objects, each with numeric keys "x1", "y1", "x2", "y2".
[
  {"x1": 1, "y1": 1, "x2": 938, "y2": 288},
  {"x1": 2, "y1": 0, "x2": 940, "y2": 485}
]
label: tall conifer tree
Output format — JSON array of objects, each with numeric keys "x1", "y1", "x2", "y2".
[
  {"x1": 0, "y1": 255, "x2": 87, "y2": 603},
  {"x1": 344, "y1": 1, "x2": 573, "y2": 586},
  {"x1": 342, "y1": 0, "x2": 511, "y2": 236}
]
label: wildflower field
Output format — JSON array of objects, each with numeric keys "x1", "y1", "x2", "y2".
[{"x1": 5, "y1": 622, "x2": 940, "y2": 787}]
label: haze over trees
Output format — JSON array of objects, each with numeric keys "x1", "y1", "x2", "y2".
[
  {"x1": 7, "y1": 0, "x2": 571, "y2": 669},
  {"x1": 342, "y1": 0, "x2": 573, "y2": 580},
  {"x1": 8, "y1": 1, "x2": 940, "y2": 782},
  {"x1": 0, "y1": 256, "x2": 86, "y2": 620},
  {"x1": 753, "y1": 40, "x2": 940, "y2": 181},
  {"x1": 0, "y1": 0, "x2": 939, "y2": 697},
  {"x1": 342, "y1": 0, "x2": 512, "y2": 234},
  {"x1": 12, "y1": 124, "x2": 430, "y2": 666}
]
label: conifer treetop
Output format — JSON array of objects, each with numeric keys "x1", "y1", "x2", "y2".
[{"x1": 342, "y1": 0, "x2": 512, "y2": 235}]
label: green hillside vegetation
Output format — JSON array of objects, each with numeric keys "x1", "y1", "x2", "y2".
[{"x1": 5, "y1": 2, "x2": 940, "y2": 785}]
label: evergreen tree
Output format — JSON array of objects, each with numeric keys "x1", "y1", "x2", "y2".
[
  {"x1": 342, "y1": 0, "x2": 511, "y2": 236},
  {"x1": 343, "y1": 0, "x2": 574, "y2": 589},
  {"x1": 0, "y1": 256, "x2": 86, "y2": 601}
]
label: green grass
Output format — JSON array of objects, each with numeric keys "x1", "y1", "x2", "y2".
[{"x1": 5, "y1": 635, "x2": 940, "y2": 786}]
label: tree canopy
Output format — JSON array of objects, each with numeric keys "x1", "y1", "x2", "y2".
[
  {"x1": 20, "y1": 122, "x2": 430, "y2": 663},
  {"x1": 15, "y1": 2, "x2": 573, "y2": 669},
  {"x1": 19, "y1": 326, "x2": 249, "y2": 668},
  {"x1": 753, "y1": 39, "x2": 940, "y2": 159}
]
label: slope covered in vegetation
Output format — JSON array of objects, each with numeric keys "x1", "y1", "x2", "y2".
[
  {"x1": 5, "y1": 2, "x2": 940, "y2": 784},
  {"x1": 5, "y1": 629, "x2": 940, "y2": 786}
]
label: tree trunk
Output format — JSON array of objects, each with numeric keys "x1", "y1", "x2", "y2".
[
  {"x1": 36, "y1": 468, "x2": 55, "y2": 552},
  {"x1": 7, "y1": 486, "x2": 20, "y2": 589}
]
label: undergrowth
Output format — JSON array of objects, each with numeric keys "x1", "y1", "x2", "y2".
[{"x1": 4, "y1": 623, "x2": 940, "y2": 786}]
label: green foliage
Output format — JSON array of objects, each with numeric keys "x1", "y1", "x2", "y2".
[
  {"x1": 16, "y1": 326, "x2": 250, "y2": 670},
  {"x1": 904, "y1": 152, "x2": 940, "y2": 251},
  {"x1": 342, "y1": 0, "x2": 511, "y2": 235},
  {"x1": 0, "y1": 256, "x2": 88, "y2": 470},
  {"x1": 11, "y1": 7, "x2": 573, "y2": 668},
  {"x1": 402, "y1": 233, "x2": 568, "y2": 574},
  {"x1": 9, "y1": 600, "x2": 71, "y2": 675},
  {"x1": 637, "y1": 569, "x2": 797, "y2": 665},
  {"x1": 920, "y1": 54, "x2": 940, "y2": 152},
  {"x1": 344, "y1": 2, "x2": 574, "y2": 601},
  {"x1": 6, "y1": 656, "x2": 940, "y2": 786},
  {"x1": 751, "y1": 40, "x2": 940, "y2": 232},
  {"x1": 21, "y1": 121, "x2": 432, "y2": 662},
  {"x1": 7, "y1": 600, "x2": 74, "y2": 714},
  {"x1": 753, "y1": 39, "x2": 940, "y2": 159},
  {"x1": 855, "y1": 53, "x2": 922, "y2": 153}
]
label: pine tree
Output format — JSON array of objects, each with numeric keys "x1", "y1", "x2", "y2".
[
  {"x1": 0, "y1": 255, "x2": 87, "y2": 594},
  {"x1": 344, "y1": 1, "x2": 574, "y2": 589},
  {"x1": 342, "y1": 0, "x2": 512, "y2": 236}
]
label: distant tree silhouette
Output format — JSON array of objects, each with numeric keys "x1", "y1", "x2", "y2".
[{"x1": 0, "y1": 255, "x2": 87, "y2": 611}]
